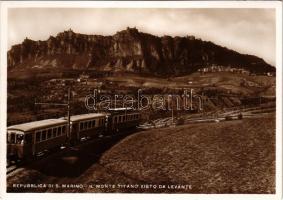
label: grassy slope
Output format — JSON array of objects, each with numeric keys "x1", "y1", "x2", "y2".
[{"x1": 89, "y1": 115, "x2": 275, "y2": 193}]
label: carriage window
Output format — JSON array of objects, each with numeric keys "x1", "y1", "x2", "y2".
[
  {"x1": 56, "y1": 127, "x2": 60, "y2": 136},
  {"x1": 83, "y1": 122, "x2": 87, "y2": 129},
  {"x1": 119, "y1": 116, "x2": 122, "y2": 122},
  {"x1": 88, "y1": 121, "x2": 91, "y2": 129},
  {"x1": 80, "y1": 122, "x2": 83, "y2": 130},
  {"x1": 47, "y1": 129, "x2": 52, "y2": 139},
  {"x1": 11, "y1": 133, "x2": 16, "y2": 144},
  {"x1": 123, "y1": 116, "x2": 126, "y2": 121},
  {"x1": 8, "y1": 133, "x2": 15, "y2": 144},
  {"x1": 92, "y1": 120, "x2": 96, "y2": 127},
  {"x1": 7, "y1": 133, "x2": 10, "y2": 144},
  {"x1": 57, "y1": 126, "x2": 62, "y2": 136},
  {"x1": 36, "y1": 132, "x2": 41, "y2": 142},
  {"x1": 42, "y1": 130, "x2": 47, "y2": 141},
  {"x1": 53, "y1": 127, "x2": 57, "y2": 137},
  {"x1": 16, "y1": 134, "x2": 24, "y2": 144},
  {"x1": 62, "y1": 126, "x2": 66, "y2": 134},
  {"x1": 25, "y1": 134, "x2": 32, "y2": 144}
]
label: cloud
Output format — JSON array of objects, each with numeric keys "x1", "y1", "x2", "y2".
[{"x1": 8, "y1": 8, "x2": 275, "y2": 65}]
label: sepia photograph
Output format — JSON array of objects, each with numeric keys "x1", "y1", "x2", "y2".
[{"x1": 0, "y1": 1, "x2": 282, "y2": 200}]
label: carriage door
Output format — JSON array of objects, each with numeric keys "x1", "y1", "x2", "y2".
[
  {"x1": 24, "y1": 133, "x2": 33, "y2": 156},
  {"x1": 71, "y1": 123, "x2": 79, "y2": 141}
]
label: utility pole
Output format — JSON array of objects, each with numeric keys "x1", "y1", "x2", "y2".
[
  {"x1": 35, "y1": 87, "x2": 71, "y2": 143},
  {"x1": 201, "y1": 93, "x2": 204, "y2": 118},
  {"x1": 170, "y1": 95, "x2": 174, "y2": 125},
  {"x1": 172, "y1": 104, "x2": 174, "y2": 124},
  {"x1": 67, "y1": 88, "x2": 71, "y2": 141}
]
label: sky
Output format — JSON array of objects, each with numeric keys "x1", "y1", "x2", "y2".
[{"x1": 8, "y1": 8, "x2": 276, "y2": 66}]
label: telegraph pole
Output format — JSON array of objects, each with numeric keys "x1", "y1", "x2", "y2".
[
  {"x1": 169, "y1": 94, "x2": 174, "y2": 125},
  {"x1": 67, "y1": 88, "x2": 71, "y2": 141},
  {"x1": 172, "y1": 104, "x2": 174, "y2": 124},
  {"x1": 35, "y1": 87, "x2": 71, "y2": 143}
]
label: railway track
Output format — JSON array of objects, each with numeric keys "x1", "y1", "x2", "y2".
[
  {"x1": 6, "y1": 160, "x2": 28, "y2": 175},
  {"x1": 7, "y1": 164, "x2": 20, "y2": 174}
]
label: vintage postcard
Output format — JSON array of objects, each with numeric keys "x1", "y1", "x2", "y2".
[{"x1": 0, "y1": 1, "x2": 282, "y2": 200}]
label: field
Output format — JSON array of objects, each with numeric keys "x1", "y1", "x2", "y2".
[
  {"x1": 101, "y1": 72, "x2": 275, "y2": 95},
  {"x1": 7, "y1": 114, "x2": 275, "y2": 193}
]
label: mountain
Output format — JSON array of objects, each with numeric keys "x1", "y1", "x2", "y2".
[{"x1": 7, "y1": 27, "x2": 275, "y2": 77}]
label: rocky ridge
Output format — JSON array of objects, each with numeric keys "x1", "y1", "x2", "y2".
[{"x1": 8, "y1": 27, "x2": 275, "y2": 76}]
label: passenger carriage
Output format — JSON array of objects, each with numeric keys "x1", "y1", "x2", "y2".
[
  {"x1": 7, "y1": 119, "x2": 67, "y2": 160},
  {"x1": 69, "y1": 113, "x2": 107, "y2": 143},
  {"x1": 7, "y1": 110, "x2": 140, "y2": 160},
  {"x1": 107, "y1": 108, "x2": 140, "y2": 133}
]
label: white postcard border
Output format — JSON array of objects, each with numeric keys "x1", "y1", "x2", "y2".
[{"x1": 0, "y1": 1, "x2": 282, "y2": 200}]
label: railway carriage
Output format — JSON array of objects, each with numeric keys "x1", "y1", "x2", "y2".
[
  {"x1": 7, "y1": 119, "x2": 67, "y2": 160},
  {"x1": 69, "y1": 113, "x2": 107, "y2": 143},
  {"x1": 7, "y1": 110, "x2": 140, "y2": 161},
  {"x1": 107, "y1": 108, "x2": 140, "y2": 132}
]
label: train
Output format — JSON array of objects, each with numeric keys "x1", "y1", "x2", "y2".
[{"x1": 7, "y1": 108, "x2": 140, "y2": 160}]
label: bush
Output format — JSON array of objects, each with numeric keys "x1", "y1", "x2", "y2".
[
  {"x1": 176, "y1": 117, "x2": 185, "y2": 125},
  {"x1": 225, "y1": 116, "x2": 233, "y2": 121}
]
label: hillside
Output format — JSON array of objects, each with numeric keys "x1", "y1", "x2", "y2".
[
  {"x1": 8, "y1": 27, "x2": 275, "y2": 77},
  {"x1": 94, "y1": 115, "x2": 275, "y2": 193}
]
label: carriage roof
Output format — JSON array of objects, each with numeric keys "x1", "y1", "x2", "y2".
[
  {"x1": 107, "y1": 107, "x2": 139, "y2": 115},
  {"x1": 70, "y1": 113, "x2": 107, "y2": 122},
  {"x1": 108, "y1": 107, "x2": 133, "y2": 111},
  {"x1": 7, "y1": 119, "x2": 67, "y2": 132}
]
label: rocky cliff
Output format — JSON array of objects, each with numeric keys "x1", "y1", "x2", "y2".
[{"x1": 8, "y1": 27, "x2": 275, "y2": 76}]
